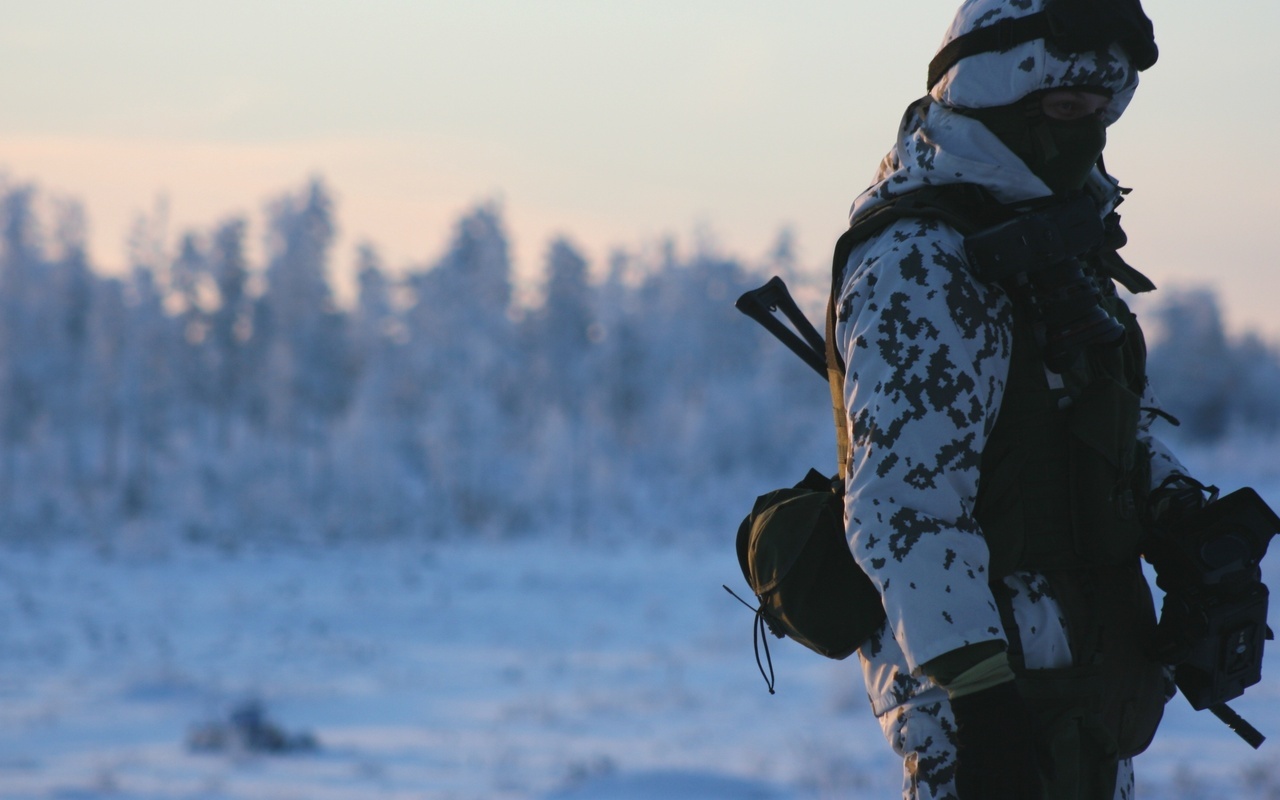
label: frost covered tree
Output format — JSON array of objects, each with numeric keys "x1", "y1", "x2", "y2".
[
  {"x1": 401, "y1": 203, "x2": 517, "y2": 530},
  {"x1": 521, "y1": 237, "x2": 597, "y2": 534},
  {"x1": 205, "y1": 219, "x2": 259, "y2": 442},
  {"x1": 1, "y1": 174, "x2": 1277, "y2": 544},
  {"x1": 259, "y1": 179, "x2": 352, "y2": 443},
  {"x1": 592, "y1": 250, "x2": 652, "y2": 449},
  {"x1": 167, "y1": 233, "x2": 215, "y2": 430},
  {"x1": 1232, "y1": 333, "x2": 1280, "y2": 433},
  {"x1": 526, "y1": 237, "x2": 593, "y2": 411},
  {"x1": 0, "y1": 186, "x2": 49, "y2": 465},
  {"x1": 1143, "y1": 287, "x2": 1280, "y2": 441},
  {"x1": 114, "y1": 266, "x2": 178, "y2": 517}
]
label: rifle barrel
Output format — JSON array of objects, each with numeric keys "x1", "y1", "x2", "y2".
[{"x1": 1209, "y1": 703, "x2": 1265, "y2": 749}]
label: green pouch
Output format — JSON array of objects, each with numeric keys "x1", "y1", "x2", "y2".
[
  {"x1": 1035, "y1": 567, "x2": 1167, "y2": 758},
  {"x1": 735, "y1": 469, "x2": 884, "y2": 660},
  {"x1": 1089, "y1": 565, "x2": 1168, "y2": 757}
]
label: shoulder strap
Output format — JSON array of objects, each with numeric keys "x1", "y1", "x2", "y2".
[{"x1": 824, "y1": 184, "x2": 1009, "y2": 480}]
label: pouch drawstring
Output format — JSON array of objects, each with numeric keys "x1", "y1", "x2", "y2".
[{"x1": 723, "y1": 585, "x2": 777, "y2": 694}]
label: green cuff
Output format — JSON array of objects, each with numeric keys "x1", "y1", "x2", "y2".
[
  {"x1": 942, "y1": 652, "x2": 1016, "y2": 699},
  {"x1": 921, "y1": 639, "x2": 1006, "y2": 685}
]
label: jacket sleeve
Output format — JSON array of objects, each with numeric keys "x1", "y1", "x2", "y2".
[
  {"x1": 1138, "y1": 381, "x2": 1191, "y2": 490},
  {"x1": 834, "y1": 217, "x2": 1012, "y2": 673}
]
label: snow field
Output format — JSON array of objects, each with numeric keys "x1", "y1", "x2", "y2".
[
  {"x1": 0, "y1": 534, "x2": 899, "y2": 799},
  {"x1": 0, "y1": 433, "x2": 1278, "y2": 800}
]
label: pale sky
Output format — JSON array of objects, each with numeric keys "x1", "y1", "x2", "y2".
[{"x1": 2, "y1": 1, "x2": 1276, "y2": 338}]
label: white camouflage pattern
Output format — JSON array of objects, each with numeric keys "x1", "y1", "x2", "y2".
[
  {"x1": 931, "y1": 0, "x2": 1140, "y2": 124},
  {"x1": 839, "y1": 0, "x2": 1183, "y2": 796}
]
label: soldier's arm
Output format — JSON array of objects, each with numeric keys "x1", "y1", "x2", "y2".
[
  {"x1": 835, "y1": 217, "x2": 1013, "y2": 673},
  {"x1": 1137, "y1": 379, "x2": 1204, "y2": 525}
]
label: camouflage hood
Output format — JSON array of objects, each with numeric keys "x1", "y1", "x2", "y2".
[{"x1": 850, "y1": 0, "x2": 1141, "y2": 225}]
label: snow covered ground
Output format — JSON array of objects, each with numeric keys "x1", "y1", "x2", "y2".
[{"x1": 2, "y1": 436, "x2": 1279, "y2": 800}]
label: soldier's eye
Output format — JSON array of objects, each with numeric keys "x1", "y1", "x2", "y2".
[{"x1": 1041, "y1": 90, "x2": 1110, "y2": 121}]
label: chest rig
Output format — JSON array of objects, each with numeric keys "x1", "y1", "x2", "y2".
[
  {"x1": 827, "y1": 184, "x2": 1157, "y2": 576},
  {"x1": 963, "y1": 192, "x2": 1156, "y2": 578}
]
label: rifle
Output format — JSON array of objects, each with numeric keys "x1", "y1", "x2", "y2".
[{"x1": 734, "y1": 276, "x2": 826, "y2": 379}]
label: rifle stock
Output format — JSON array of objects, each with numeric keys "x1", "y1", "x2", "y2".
[{"x1": 735, "y1": 276, "x2": 827, "y2": 379}]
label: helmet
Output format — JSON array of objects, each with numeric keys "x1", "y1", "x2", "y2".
[{"x1": 928, "y1": 0, "x2": 1155, "y2": 125}]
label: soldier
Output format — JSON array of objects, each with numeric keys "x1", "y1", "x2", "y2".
[{"x1": 832, "y1": 0, "x2": 1187, "y2": 797}]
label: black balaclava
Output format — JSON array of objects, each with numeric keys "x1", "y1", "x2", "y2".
[{"x1": 957, "y1": 91, "x2": 1108, "y2": 195}]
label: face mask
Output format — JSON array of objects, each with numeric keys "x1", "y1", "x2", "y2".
[{"x1": 959, "y1": 97, "x2": 1108, "y2": 194}]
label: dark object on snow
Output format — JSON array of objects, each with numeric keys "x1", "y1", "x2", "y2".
[{"x1": 187, "y1": 699, "x2": 318, "y2": 755}]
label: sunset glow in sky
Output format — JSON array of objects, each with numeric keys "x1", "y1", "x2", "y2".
[{"x1": 3, "y1": 1, "x2": 1276, "y2": 337}]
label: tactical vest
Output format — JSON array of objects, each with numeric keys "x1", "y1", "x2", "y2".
[
  {"x1": 826, "y1": 184, "x2": 1169, "y2": 780},
  {"x1": 826, "y1": 184, "x2": 1155, "y2": 567},
  {"x1": 975, "y1": 259, "x2": 1151, "y2": 578}
]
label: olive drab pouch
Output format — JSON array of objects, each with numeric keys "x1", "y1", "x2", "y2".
[
  {"x1": 1017, "y1": 672, "x2": 1121, "y2": 800},
  {"x1": 1092, "y1": 564, "x2": 1168, "y2": 756},
  {"x1": 1040, "y1": 565, "x2": 1168, "y2": 758},
  {"x1": 734, "y1": 469, "x2": 885, "y2": 661},
  {"x1": 998, "y1": 565, "x2": 1168, "y2": 775}
]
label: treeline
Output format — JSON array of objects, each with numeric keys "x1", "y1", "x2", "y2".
[
  {"x1": 0, "y1": 179, "x2": 829, "y2": 543},
  {"x1": 1143, "y1": 288, "x2": 1280, "y2": 442},
  {"x1": 0, "y1": 178, "x2": 1271, "y2": 543}
]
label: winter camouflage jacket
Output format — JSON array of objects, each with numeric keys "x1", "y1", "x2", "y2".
[{"x1": 836, "y1": 0, "x2": 1186, "y2": 716}]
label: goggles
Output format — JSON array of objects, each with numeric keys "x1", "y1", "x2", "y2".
[{"x1": 927, "y1": 0, "x2": 1158, "y2": 91}]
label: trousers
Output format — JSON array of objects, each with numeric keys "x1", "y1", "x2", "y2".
[
  {"x1": 863, "y1": 572, "x2": 1143, "y2": 799},
  {"x1": 878, "y1": 686, "x2": 1135, "y2": 800}
]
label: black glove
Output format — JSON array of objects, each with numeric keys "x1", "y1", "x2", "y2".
[
  {"x1": 1145, "y1": 474, "x2": 1213, "y2": 534},
  {"x1": 950, "y1": 681, "x2": 1043, "y2": 800}
]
